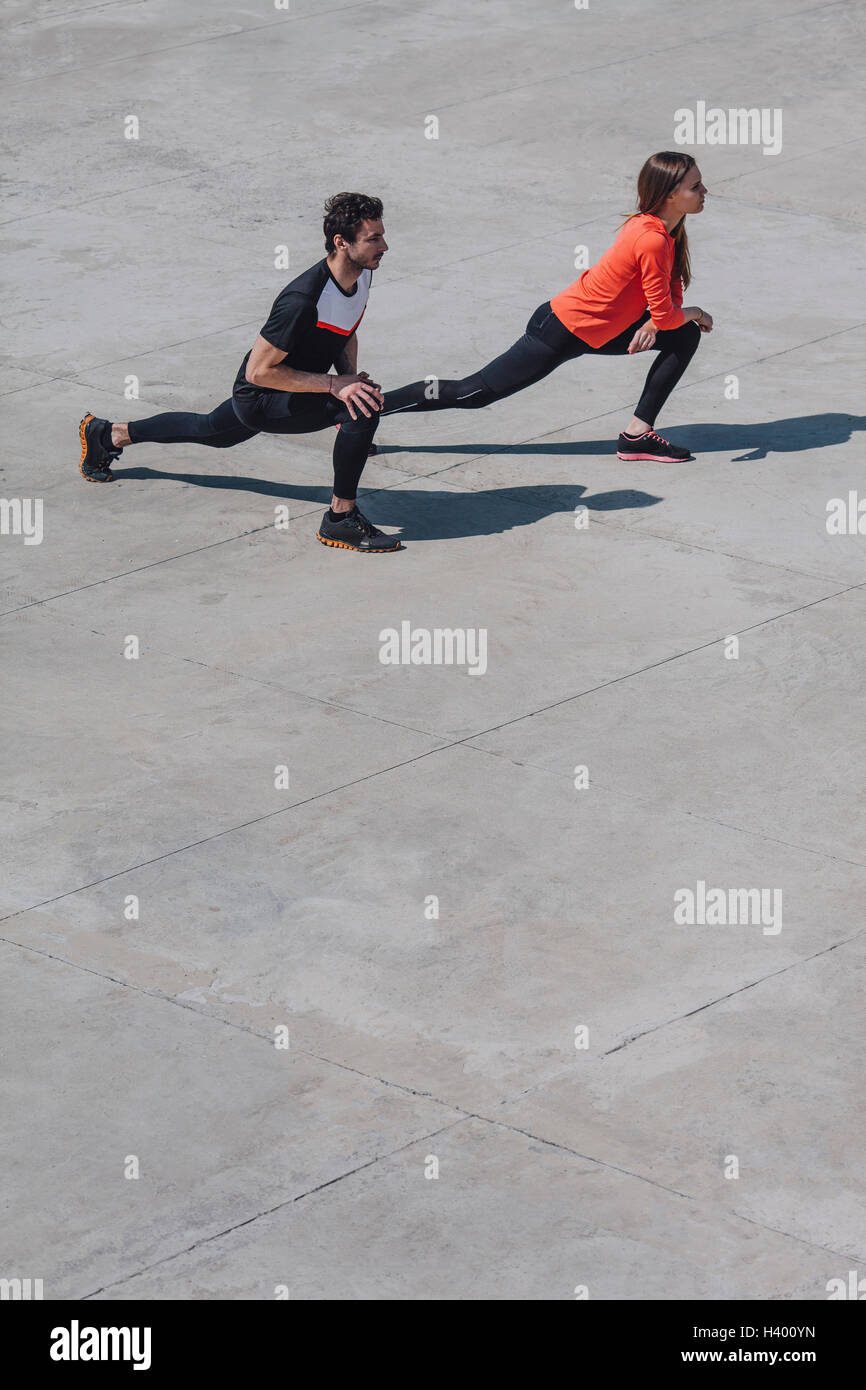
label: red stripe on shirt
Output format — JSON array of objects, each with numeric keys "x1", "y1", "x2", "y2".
[{"x1": 316, "y1": 305, "x2": 367, "y2": 336}]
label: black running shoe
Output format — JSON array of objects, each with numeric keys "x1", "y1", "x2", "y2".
[
  {"x1": 317, "y1": 506, "x2": 401, "y2": 552},
  {"x1": 616, "y1": 429, "x2": 692, "y2": 462},
  {"x1": 79, "y1": 413, "x2": 123, "y2": 482}
]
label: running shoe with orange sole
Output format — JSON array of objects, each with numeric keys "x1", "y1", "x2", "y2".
[
  {"x1": 317, "y1": 506, "x2": 401, "y2": 552},
  {"x1": 79, "y1": 413, "x2": 123, "y2": 482}
]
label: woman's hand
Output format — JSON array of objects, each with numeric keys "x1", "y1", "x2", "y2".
[
  {"x1": 686, "y1": 306, "x2": 714, "y2": 333},
  {"x1": 628, "y1": 322, "x2": 658, "y2": 354}
]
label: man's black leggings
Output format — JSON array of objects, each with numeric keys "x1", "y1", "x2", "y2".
[
  {"x1": 380, "y1": 302, "x2": 701, "y2": 427},
  {"x1": 126, "y1": 389, "x2": 379, "y2": 500}
]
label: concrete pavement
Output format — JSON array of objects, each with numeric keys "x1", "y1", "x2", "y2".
[{"x1": 2, "y1": 0, "x2": 865, "y2": 1300}]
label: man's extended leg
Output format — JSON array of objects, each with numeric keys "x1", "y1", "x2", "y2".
[
  {"x1": 123, "y1": 398, "x2": 259, "y2": 448},
  {"x1": 79, "y1": 398, "x2": 259, "y2": 481}
]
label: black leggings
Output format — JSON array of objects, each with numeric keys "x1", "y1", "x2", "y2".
[
  {"x1": 126, "y1": 304, "x2": 699, "y2": 497},
  {"x1": 127, "y1": 390, "x2": 379, "y2": 500},
  {"x1": 380, "y1": 302, "x2": 701, "y2": 427}
]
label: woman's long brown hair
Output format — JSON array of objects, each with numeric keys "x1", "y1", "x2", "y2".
[{"x1": 620, "y1": 151, "x2": 695, "y2": 290}]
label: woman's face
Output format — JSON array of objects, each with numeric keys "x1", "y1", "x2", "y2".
[{"x1": 667, "y1": 165, "x2": 707, "y2": 217}]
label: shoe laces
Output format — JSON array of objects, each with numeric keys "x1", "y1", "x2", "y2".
[{"x1": 351, "y1": 507, "x2": 375, "y2": 536}]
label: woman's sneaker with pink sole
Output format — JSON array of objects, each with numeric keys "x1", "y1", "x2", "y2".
[{"x1": 616, "y1": 428, "x2": 692, "y2": 462}]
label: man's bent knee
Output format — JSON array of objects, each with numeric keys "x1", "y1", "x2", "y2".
[{"x1": 339, "y1": 409, "x2": 381, "y2": 438}]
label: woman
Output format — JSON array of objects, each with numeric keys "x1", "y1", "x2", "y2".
[{"x1": 381, "y1": 152, "x2": 712, "y2": 462}]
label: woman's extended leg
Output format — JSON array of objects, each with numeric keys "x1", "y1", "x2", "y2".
[{"x1": 380, "y1": 302, "x2": 585, "y2": 417}]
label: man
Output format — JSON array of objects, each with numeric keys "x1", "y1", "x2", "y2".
[{"x1": 78, "y1": 193, "x2": 401, "y2": 553}]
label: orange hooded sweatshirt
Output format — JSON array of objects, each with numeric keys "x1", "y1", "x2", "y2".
[{"x1": 550, "y1": 213, "x2": 685, "y2": 347}]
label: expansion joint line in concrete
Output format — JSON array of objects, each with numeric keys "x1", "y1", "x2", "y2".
[
  {"x1": 76, "y1": 1097, "x2": 865, "y2": 1299},
  {"x1": 0, "y1": 932, "x2": 479, "y2": 1121},
  {"x1": 3, "y1": 0, "x2": 384, "y2": 89},
  {"x1": 3, "y1": 572, "x2": 866, "y2": 926},
  {"x1": 603, "y1": 931, "x2": 863, "y2": 1058},
  {"x1": 79, "y1": 1114, "x2": 470, "y2": 1300},
  {"x1": 0, "y1": 522, "x2": 278, "y2": 618},
  {"x1": 408, "y1": 0, "x2": 851, "y2": 118},
  {"x1": 8, "y1": 882, "x2": 863, "y2": 1274},
  {"x1": 464, "y1": 740, "x2": 866, "y2": 872},
  {"x1": 445, "y1": 576, "x2": 866, "y2": 749}
]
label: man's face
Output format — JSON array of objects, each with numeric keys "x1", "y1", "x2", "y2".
[{"x1": 340, "y1": 218, "x2": 388, "y2": 269}]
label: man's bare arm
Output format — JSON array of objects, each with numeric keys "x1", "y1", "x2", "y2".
[
  {"x1": 334, "y1": 332, "x2": 358, "y2": 375},
  {"x1": 245, "y1": 334, "x2": 330, "y2": 393},
  {"x1": 245, "y1": 333, "x2": 383, "y2": 418},
  {"x1": 335, "y1": 333, "x2": 382, "y2": 399}
]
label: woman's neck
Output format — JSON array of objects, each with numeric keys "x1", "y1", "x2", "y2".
[{"x1": 652, "y1": 209, "x2": 679, "y2": 233}]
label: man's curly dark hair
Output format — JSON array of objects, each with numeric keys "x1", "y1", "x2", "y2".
[{"x1": 323, "y1": 192, "x2": 384, "y2": 252}]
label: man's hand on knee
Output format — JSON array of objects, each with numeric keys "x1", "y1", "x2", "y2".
[{"x1": 330, "y1": 374, "x2": 384, "y2": 419}]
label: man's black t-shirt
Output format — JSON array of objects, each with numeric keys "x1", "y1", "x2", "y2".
[{"x1": 233, "y1": 258, "x2": 371, "y2": 403}]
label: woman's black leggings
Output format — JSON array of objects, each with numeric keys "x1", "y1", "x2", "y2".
[
  {"x1": 127, "y1": 390, "x2": 379, "y2": 500},
  {"x1": 380, "y1": 302, "x2": 701, "y2": 427}
]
